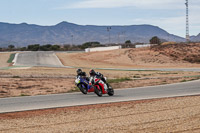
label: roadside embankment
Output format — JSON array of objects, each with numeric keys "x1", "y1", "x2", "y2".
[{"x1": 0, "y1": 95, "x2": 199, "y2": 132}]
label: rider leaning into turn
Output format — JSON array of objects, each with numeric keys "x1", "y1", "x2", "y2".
[
  {"x1": 76, "y1": 69, "x2": 89, "y2": 81},
  {"x1": 89, "y1": 69, "x2": 109, "y2": 90}
]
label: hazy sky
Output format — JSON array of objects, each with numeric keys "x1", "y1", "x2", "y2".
[{"x1": 0, "y1": 0, "x2": 199, "y2": 37}]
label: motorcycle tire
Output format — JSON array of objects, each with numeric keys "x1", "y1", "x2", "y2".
[
  {"x1": 107, "y1": 84, "x2": 114, "y2": 96},
  {"x1": 94, "y1": 85, "x2": 102, "y2": 97},
  {"x1": 78, "y1": 84, "x2": 87, "y2": 94}
]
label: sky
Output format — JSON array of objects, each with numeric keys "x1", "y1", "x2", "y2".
[{"x1": 0, "y1": 0, "x2": 199, "y2": 37}]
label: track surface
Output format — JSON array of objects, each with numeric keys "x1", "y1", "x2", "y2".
[
  {"x1": 13, "y1": 52, "x2": 63, "y2": 67},
  {"x1": 1, "y1": 79, "x2": 200, "y2": 113},
  {"x1": 2, "y1": 52, "x2": 199, "y2": 113},
  {"x1": 11, "y1": 51, "x2": 200, "y2": 71}
]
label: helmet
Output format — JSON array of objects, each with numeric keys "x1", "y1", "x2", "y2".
[
  {"x1": 76, "y1": 69, "x2": 82, "y2": 75},
  {"x1": 89, "y1": 69, "x2": 95, "y2": 76}
]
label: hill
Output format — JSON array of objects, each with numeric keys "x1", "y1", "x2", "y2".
[
  {"x1": 151, "y1": 43, "x2": 200, "y2": 63},
  {"x1": 191, "y1": 33, "x2": 200, "y2": 42},
  {"x1": 0, "y1": 21, "x2": 186, "y2": 47},
  {"x1": 57, "y1": 43, "x2": 200, "y2": 68}
]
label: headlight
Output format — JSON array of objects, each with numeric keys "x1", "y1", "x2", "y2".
[{"x1": 75, "y1": 78, "x2": 80, "y2": 84}]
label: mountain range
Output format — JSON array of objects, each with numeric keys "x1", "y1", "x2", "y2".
[{"x1": 0, "y1": 21, "x2": 199, "y2": 47}]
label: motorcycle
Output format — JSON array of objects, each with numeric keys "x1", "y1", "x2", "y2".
[
  {"x1": 93, "y1": 77, "x2": 114, "y2": 97},
  {"x1": 75, "y1": 76, "x2": 94, "y2": 94}
]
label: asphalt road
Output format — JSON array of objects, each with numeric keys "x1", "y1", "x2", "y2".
[
  {"x1": 10, "y1": 51, "x2": 200, "y2": 72},
  {"x1": 1, "y1": 79, "x2": 200, "y2": 113},
  {"x1": 13, "y1": 52, "x2": 63, "y2": 67}
]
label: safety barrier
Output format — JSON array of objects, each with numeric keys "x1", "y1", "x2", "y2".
[{"x1": 85, "y1": 46, "x2": 122, "y2": 52}]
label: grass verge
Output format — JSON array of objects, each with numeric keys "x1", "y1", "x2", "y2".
[
  {"x1": 68, "y1": 87, "x2": 80, "y2": 93},
  {"x1": 107, "y1": 77, "x2": 132, "y2": 84},
  {"x1": 7, "y1": 53, "x2": 16, "y2": 63},
  {"x1": 20, "y1": 94, "x2": 30, "y2": 97}
]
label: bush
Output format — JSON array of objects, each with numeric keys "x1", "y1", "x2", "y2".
[
  {"x1": 161, "y1": 42, "x2": 177, "y2": 45},
  {"x1": 107, "y1": 77, "x2": 132, "y2": 84}
]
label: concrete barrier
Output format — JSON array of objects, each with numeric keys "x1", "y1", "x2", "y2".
[
  {"x1": 85, "y1": 46, "x2": 122, "y2": 52},
  {"x1": 135, "y1": 44, "x2": 157, "y2": 48}
]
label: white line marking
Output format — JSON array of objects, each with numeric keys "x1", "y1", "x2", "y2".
[{"x1": 12, "y1": 53, "x2": 19, "y2": 66}]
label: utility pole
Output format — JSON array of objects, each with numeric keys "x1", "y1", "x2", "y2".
[
  {"x1": 71, "y1": 35, "x2": 74, "y2": 45},
  {"x1": 122, "y1": 31, "x2": 126, "y2": 43},
  {"x1": 185, "y1": 0, "x2": 190, "y2": 42},
  {"x1": 107, "y1": 27, "x2": 111, "y2": 44},
  {"x1": 118, "y1": 33, "x2": 120, "y2": 44}
]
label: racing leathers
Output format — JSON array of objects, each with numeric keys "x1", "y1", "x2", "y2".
[
  {"x1": 77, "y1": 72, "x2": 89, "y2": 81},
  {"x1": 89, "y1": 72, "x2": 108, "y2": 91}
]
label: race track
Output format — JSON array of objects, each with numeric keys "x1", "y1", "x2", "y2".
[
  {"x1": 13, "y1": 52, "x2": 63, "y2": 67},
  {"x1": 1, "y1": 79, "x2": 200, "y2": 113},
  {"x1": 12, "y1": 52, "x2": 200, "y2": 72},
  {"x1": 2, "y1": 52, "x2": 199, "y2": 113}
]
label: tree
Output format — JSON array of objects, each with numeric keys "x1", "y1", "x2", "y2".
[
  {"x1": 150, "y1": 36, "x2": 161, "y2": 45},
  {"x1": 81, "y1": 42, "x2": 101, "y2": 49},
  {"x1": 63, "y1": 45, "x2": 71, "y2": 51},
  {"x1": 20, "y1": 47, "x2": 27, "y2": 51},
  {"x1": 40, "y1": 44, "x2": 52, "y2": 51},
  {"x1": 125, "y1": 40, "x2": 131, "y2": 44},
  {"x1": 51, "y1": 45, "x2": 60, "y2": 51},
  {"x1": 27, "y1": 44, "x2": 40, "y2": 51},
  {"x1": 8, "y1": 45, "x2": 15, "y2": 49}
]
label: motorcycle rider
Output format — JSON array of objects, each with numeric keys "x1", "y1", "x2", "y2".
[
  {"x1": 76, "y1": 69, "x2": 89, "y2": 81},
  {"x1": 89, "y1": 69, "x2": 108, "y2": 91}
]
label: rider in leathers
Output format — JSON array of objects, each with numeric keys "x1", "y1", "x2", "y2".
[
  {"x1": 89, "y1": 69, "x2": 108, "y2": 91},
  {"x1": 76, "y1": 69, "x2": 89, "y2": 81}
]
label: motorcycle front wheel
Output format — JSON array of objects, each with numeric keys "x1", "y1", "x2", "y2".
[
  {"x1": 94, "y1": 85, "x2": 102, "y2": 97},
  {"x1": 78, "y1": 84, "x2": 87, "y2": 94},
  {"x1": 107, "y1": 84, "x2": 114, "y2": 96}
]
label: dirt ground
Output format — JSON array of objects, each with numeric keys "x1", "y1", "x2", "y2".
[
  {"x1": 152, "y1": 43, "x2": 200, "y2": 64},
  {"x1": 1, "y1": 44, "x2": 200, "y2": 98},
  {"x1": 0, "y1": 95, "x2": 200, "y2": 133},
  {"x1": 0, "y1": 78, "x2": 74, "y2": 97},
  {"x1": 0, "y1": 53, "x2": 11, "y2": 67},
  {"x1": 1, "y1": 67, "x2": 200, "y2": 98},
  {"x1": 56, "y1": 43, "x2": 200, "y2": 68},
  {"x1": 1, "y1": 45, "x2": 200, "y2": 132}
]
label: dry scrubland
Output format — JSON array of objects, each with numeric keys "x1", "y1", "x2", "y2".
[
  {"x1": 0, "y1": 53, "x2": 11, "y2": 67},
  {"x1": 1, "y1": 43, "x2": 200, "y2": 97},
  {"x1": 1, "y1": 43, "x2": 200, "y2": 132},
  {"x1": 56, "y1": 43, "x2": 200, "y2": 68},
  {"x1": 0, "y1": 96, "x2": 200, "y2": 133},
  {"x1": 1, "y1": 68, "x2": 200, "y2": 97}
]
